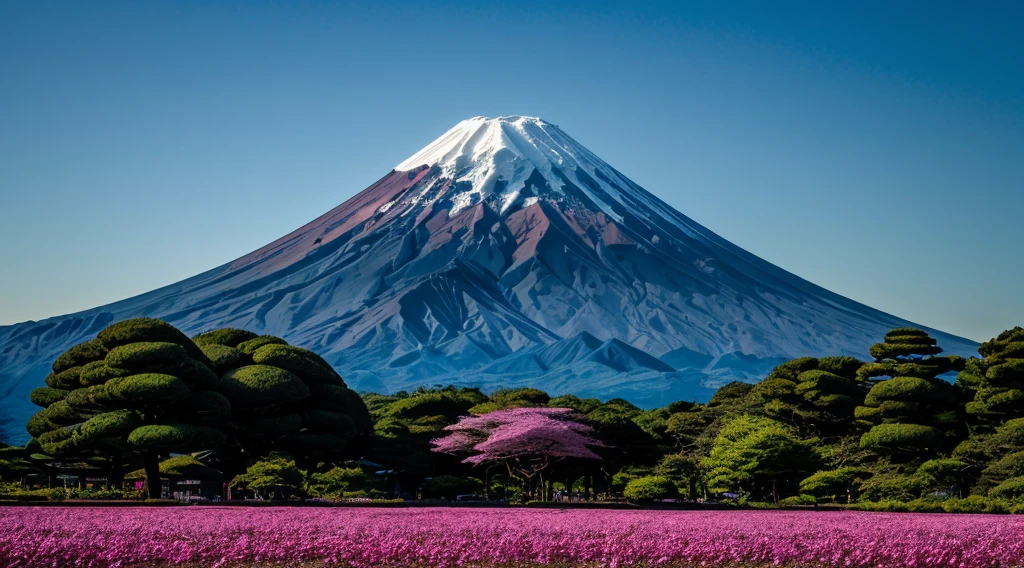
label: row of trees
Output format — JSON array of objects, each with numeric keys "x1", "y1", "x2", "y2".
[{"x1": 5, "y1": 318, "x2": 1024, "y2": 508}]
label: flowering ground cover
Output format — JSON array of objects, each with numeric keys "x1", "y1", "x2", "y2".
[{"x1": 3, "y1": 506, "x2": 1024, "y2": 567}]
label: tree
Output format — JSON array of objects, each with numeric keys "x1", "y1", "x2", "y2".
[
  {"x1": 854, "y1": 328, "x2": 963, "y2": 461},
  {"x1": 703, "y1": 415, "x2": 817, "y2": 502},
  {"x1": 623, "y1": 475, "x2": 678, "y2": 502},
  {"x1": 26, "y1": 318, "x2": 228, "y2": 498},
  {"x1": 753, "y1": 356, "x2": 866, "y2": 437},
  {"x1": 959, "y1": 328, "x2": 1024, "y2": 431},
  {"x1": 421, "y1": 475, "x2": 483, "y2": 500},
  {"x1": 431, "y1": 407, "x2": 605, "y2": 500},
  {"x1": 799, "y1": 467, "x2": 860, "y2": 503},
  {"x1": 230, "y1": 455, "x2": 304, "y2": 500},
  {"x1": 192, "y1": 329, "x2": 372, "y2": 471}
]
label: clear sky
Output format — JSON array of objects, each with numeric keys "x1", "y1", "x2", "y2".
[{"x1": 0, "y1": 1, "x2": 1021, "y2": 342}]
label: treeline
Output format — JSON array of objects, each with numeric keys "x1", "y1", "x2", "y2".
[{"x1": 3, "y1": 318, "x2": 1024, "y2": 511}]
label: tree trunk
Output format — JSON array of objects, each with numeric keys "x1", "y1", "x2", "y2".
[{"x1": 143, "y1": 453, "x2": 161, "y2": 500}]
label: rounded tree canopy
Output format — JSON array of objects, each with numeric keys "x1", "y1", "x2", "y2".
[
  {"x1": 860, "y1": 423, "x2": 944, "y2": 454},
  {"x1": 105, "y1": 341, "x2": 189, "y2": 370},
  {"x1": 79, "y1": 361, "x2": 131, "y2": 386},
  {"x1": 987, "y1": 359, "x2": 1024, "y2": 385},
  {"x1": 767, "y1": 357, "x2": 820, "y2": 382},
  {"x1": 39, "y1": 425, "x2": 83, "y2": 456},
  {"x1": 623, "y1": 475, "x2": 678, "y2": 502},
  {"x1": 127, "y1": 423, "x2": 226, "y2": 452},
  {"x1": 30, "y1": 387, "x2": 69, "y2": 408},
  {"x1": 979, "y1": 327, "x2": 1024, "y2": 358},
  {"x1": 106, "y1": 373, "x2": 192, "y2": 406},
  {"x1": 52, "y1": 339, "x2": 109, "y2": 374},
  {"x1": 864, "y1": 376, "x2": 942, "y2": 407},
  {"x1": 192, "y1": 328, "x2": 259, "y2": 348},
  {"x1": 815, "y1": 356, "x2": 864, "y2": 379},
  {"x1": 198, "y1": 343, "x2": 250, "y2": 375},
  {"x1": 96, "y1": 318, "x2": 209, "y2": 365},
  {"x1": 65, "y1": 384, "x2": 114, "y2": 411},
  {"x1": 989, "y1": 476, "x2": 1024, "y2": 501},
  {"x1": 237, "y1": 335, "x2": 288, "y2": 355},
  {"x1": 221, "y1": 365, "x2": 311, "y2": 408},
  {"x1": 26, "y1": 412, "x2": 56, "y2": 438},
  {"x1": 126, "y1": 455, "x2": 223, "y2": 480},
  {"x1": 41, "y1": 399, "x2": 84, "y2": 426},
  {"x1": 45, "y1": 366, "x2": 83, "y2": 390},
  {"x1": 251, "y1": 344, "x2": 344, "y2": 386},
  {"x1": 79, "y1": 410, "x2": 140, "y2": 441}
]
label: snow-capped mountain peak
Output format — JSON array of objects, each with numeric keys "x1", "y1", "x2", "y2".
[{"x1": 394, "y1": 116, "x2": 637, "y2": 220}]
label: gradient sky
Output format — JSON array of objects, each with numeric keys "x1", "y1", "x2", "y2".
[{"x1": 0, "y1": 1, "x2": 1021, "y2": 342}]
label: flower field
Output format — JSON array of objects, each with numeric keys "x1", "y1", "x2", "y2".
[{"x1": 3, "y1": 507, "x2": 1024, "y2": 567}]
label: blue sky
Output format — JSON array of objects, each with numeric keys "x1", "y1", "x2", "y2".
[{"x1": 0, "y1": 0, "x2": 1021, "y2": 342}]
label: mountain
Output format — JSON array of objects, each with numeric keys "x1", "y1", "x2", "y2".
[{"x1": 0, "y1": 116, "x2": 977, "y2": 440}]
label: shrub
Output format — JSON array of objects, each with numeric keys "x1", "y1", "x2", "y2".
[
  {"x1": 106, "y1": 374, "x2": 191, "y2": 406},
  {"x1": 860, "y1": 423, "x2": 944, "y2": 454},
  {"x1": 198, "y1": 343, "x2": 249, "y2": 374},
  {"x1": 237, "y1": 335, "x2": 288, "y2": 354},
  {"x1": 779, "y1": 494, "x2": 817, "y2": 506},
  {"x1": 52, "y1": 339, "x2": 108, "y2": 373},
  {"x1": 105, "y1": 342, "x2": 189, "y2": 369},
  {"x1": 127, "y1": 423, "x2": 226, "y2": 451},
  {"x1": 221, "y1": 365, "x2": 311, "y2": 407},
  {"x1": 251, "y1": 344, "x2": 343, "y2": 386},
  {"x1": 989, "y1": 477, "x2": 1024, "y2": 501},
  {"x1": 29, "y1": 387, "x2": 69, "y2": 408},
  {"x1": 97, "y1": 318, "x2": 208, "y2": 363},
  {"x1": 942, "y1": 495, "x2": 1009, "y2": 514},
  {"x1": 79, "y1": 410, "x2": 140, "y2": 441},
  {"x1": 78, "y1": 362, "x2": 131, "y2": 386},
  {"x1": 623, "y1": 475, "x2": 678, "y2": 502},
  {"x1": 193, "y1": 328, "x2": 259, "y2": 348},
  {"x1": 45, "y1": 367, "x2": 83, "y2": 390}
]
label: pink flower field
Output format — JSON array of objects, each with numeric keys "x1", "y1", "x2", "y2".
[{"x1": 3, "y1": 506, "x2": 1024, "y2": 568}]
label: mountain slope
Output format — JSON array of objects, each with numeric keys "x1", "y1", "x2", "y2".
[{"x1": 0, "y1": 116, "x2": 976, "y2": 440}]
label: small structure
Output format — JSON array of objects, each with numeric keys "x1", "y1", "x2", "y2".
[{"x1": 126, "y1": 455, "x2": 224, "y2": 501}]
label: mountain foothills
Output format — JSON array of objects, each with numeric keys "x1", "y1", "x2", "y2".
[
  {"x1": 0, "y1": 116, "x2": 977, "y2": 437},
  {"x1": 3, "y1": 318, "x2": 1024, "y2": 509}
]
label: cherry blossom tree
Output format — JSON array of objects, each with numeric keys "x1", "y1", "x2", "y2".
[{"x1": 431, "y1": 407, "x2": 605, "y2": 500}]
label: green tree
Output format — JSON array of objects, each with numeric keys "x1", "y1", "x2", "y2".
[
  {"x1": 959, "y1": 328, "x2": 1024, "y2": 431},
  {"x1": 854, "y1": 329, "x2": 963, "y2": 461},
  {"x1": 753, "y1": 356, "x2": 866, "y2": 437},
  {"x1": 703, "y1": 415, "x2": 817, "y2": 502},
  {"x1": 230, "y1": 455, "x2": 304, "y2": 500},
  {"x1": 623, "y1": 475, "x2": 678, "y2": 502},
  {"x1": 27, "y1": 318, "x2": 227, "y2": 498}
]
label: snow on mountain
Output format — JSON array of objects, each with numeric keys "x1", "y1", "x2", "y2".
[{"x1": 0, "y1": 116, "x2": 977, "y2": 442}]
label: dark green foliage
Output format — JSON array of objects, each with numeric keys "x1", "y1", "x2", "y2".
[
  {"x1": 420, "y1": 475, "x2": 483, "y2": 500},
  {"x1": 708, "y1": 381, "x2": 754, "y2": 407},
  {"x1": 237, "y1": 335, "x2": 288, "y2": 355},
  {"x1": 549, "y1": 394, "x2": 602, "y2": 414},
  {"x1": 860, "y1": 423, "x2": 944, "y2": 455},
  {"x1": 39, "y1": 425, "x2": 84, "y2": 456},
  {"x1": 78, "y1": 361, "x2": 132, "y2": 386},
  {"x1": 198, "y1": 343, "x2": 249, "y2": 374},
  {"x1": 192, "y1": 328, "x2": 259, "y2": 348},
  {"x1": 470, "y1": 388, "x2": 550, "y2": 414},
  {"x1": 816, "y1": 356, "x2": 864, "y2": 379},
  {"x1": 105, "y1": 341, "x2": 189, "y2": 370},
  {"x1": 79, "y1": 410, "x2": 140, "y2": 441},
  {"x1": 25, "y1": 413, "x2": 55, "y2": 438},
  {"x1": 989, "y1": 476, "x2": 1024, "y2": 501},
  {"x1": 244, "y1": 413, "x2": 303, "y2": 438},
  {"x1": 106, "y1": 374, "x2": 191, "y2": 406},
  {"x1": 52, "y1": 339, "x2": 108, "y2": 373},
  {"x1": 97, "y1": 317, "x2": 209, "y2": 364},
  {"x1": 40, "y1": 400, "x2": 84, "y2": 426},
  {"x1": 127, "y1": 423, "x2": 226, "y2": 452},
  {"x1": 979, "y1": 327, "x2": 1024, "y2": 358},
  {"x1": 623, "y1": 475, "x2": 678, "y2": 502},
  {"x1": 799, "y1": 467, "x2": 859, "y2": 503},
  {"x1": 30, "y1": 388, "x2": 68, "y2": 408},
  {"x1": 221, "y1": 365, "x2": 311, "y2": 407},
  {"x1": 65, "y1": 384, "x2": 114, "y2": 412},
  {"x1": 251, "y1": 344, "x2": 344, "y2": 386},
  {"x1": 45, "y1": 366, "x2": 83, "y2": 390},
  {"x1": 230, "y1": 456, "x2": 304, "y2": 499}
]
